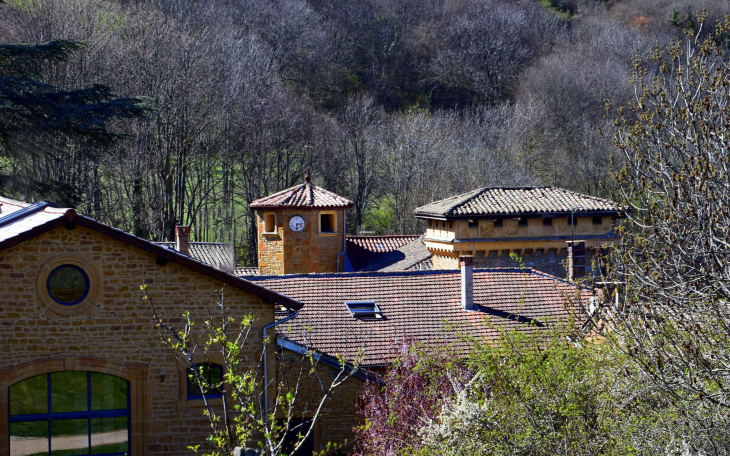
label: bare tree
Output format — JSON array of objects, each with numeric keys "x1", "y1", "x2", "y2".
[{"x1": 603, "y1": 17, "x2": 730, "y2": 453}]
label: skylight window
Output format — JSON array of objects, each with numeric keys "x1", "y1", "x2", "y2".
[{"x1": 345, "y1": 301, "x2": 383, "y2": 319}]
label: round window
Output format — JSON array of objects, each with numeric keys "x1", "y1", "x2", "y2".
[{"x1": 46, "y1": 265, "x2": 90, "y2": 305}]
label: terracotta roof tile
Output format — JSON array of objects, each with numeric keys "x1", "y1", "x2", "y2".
[
  {"x1": 356, "y1": 236, "x2": 432, "y2": 272},
  {"x1": 346, "y1": 235, "x2": 422, "y2": 270},
  {"x1": 235, "y1": 267, "x2": 259, "y2": 276},
  {"x1": 156, "y1": 242, "x2": 234, "y2": 271},
  {"x1": 414, "y1": 187, "x2": 622, "y2": 218},
  {"x1": 250, "y1": 182, "x2": 353, "y2": 209},
  {"x1": 249, "y1": 269, "x2": 590, "y2": 366}
]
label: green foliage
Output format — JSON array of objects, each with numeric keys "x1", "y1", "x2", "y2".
[
  {"x1": 418, "y1": 323, "x2": 674, "y2": 455},
  {"x1": 143, "y1": 284, "x2": 360, "y2": 455}
]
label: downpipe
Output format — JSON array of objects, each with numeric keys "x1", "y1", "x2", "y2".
[{"x1": 262, "y1": 310, "x2": 300, "y2": 440}]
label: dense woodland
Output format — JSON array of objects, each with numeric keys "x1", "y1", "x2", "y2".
[{"x1": 1, "y1": 0, "x2": 728, "y2": 266}]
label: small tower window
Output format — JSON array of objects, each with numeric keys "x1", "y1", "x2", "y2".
[
  {"x1": 319, "y1": 212, "x2": 336, "y2": 233},
  {"x1": 543, "y1": 218, "x2": 552, "y2": 226},
  {"x1": 263, "y1": 213, "x2": 276, "y2": 233},
  {"x1": 568, "y1": 217, "x2": 577, "y2": 226},
  {"x1": 593, "y1": 216, "x2": 603, "y2": 225},
  {"x1": 518, "y1": 218, "x2": 528, "y2": 227},
  {"x1": 468, "y1": 219, "x2": 478, "y2": 228},
  {"x1": 494, "y1": 220, "x2": 503, "y2": 228}
]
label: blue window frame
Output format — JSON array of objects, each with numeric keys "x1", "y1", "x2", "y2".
[
  {"x1": 9, "y1": 372, "x2": 131, "y2": 456},
  {"x1": 47, "y1": 265, "x2": 90, "y2": 306},
  {"x1": 187, "y1": 363, "x2": 223, "y2": 400}
]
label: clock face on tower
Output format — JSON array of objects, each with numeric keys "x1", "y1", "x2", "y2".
[{"x1": 289, "y1": 216, "x2": 305, "y2": 232}]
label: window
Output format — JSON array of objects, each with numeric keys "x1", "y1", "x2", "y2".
[
  {"x1": 345, "y1": 301, "x2": 383, "y2": 319},
  {"x1": 593, "y1": 216, "x2": 603, "y2": 225},
  {"x1": 187, "y1": 363, "x2": 223, "y2": 400},
  {"x1": 518, "y1": 218, "x2": 528, "y2": 227},
  {"x1": 9, "y1": 372, "x2": 130, "y2": 456},
  {"x1": 47, "y1": 265, "x2": 89, "y2": 306},
  {"x1": 319, "y1": 212, "x2": 336, "y2": 233},
  {"x1": 568, "y1": 216, "x2": 577, "y2": 226},
  {"x1": 264, "y1": 213, "x2": 277, "y2": 233},
  {"x1": 468, "y1": 219, "x2": 478, "y2": 228},
  {"x1": 543, "y1": 218, "x2": 552, "y2": 226},
  {"x1": 494, "y1": 220, "x2": 503, "y2": 228}
]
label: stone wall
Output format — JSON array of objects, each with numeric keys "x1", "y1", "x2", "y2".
[
  {"x1": 257, "y1": 209, "x2": 346, "y2": 275},
  {"x1": 0, "y1": 225, "x2": 275, "y2": 456},
  {"x1": 430, "y1": 248, "x2": 600, "y2": 279},
  {"x1": 276, "y1": 347, "x2": 366, "y2": 453}
]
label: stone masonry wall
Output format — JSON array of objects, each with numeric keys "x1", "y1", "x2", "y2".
[
  {"x1": 258, "y1": 209, "x2": 346, "y2": 275},
  {"x1": 277, "y1": 348, "x2": 365, "y2": 453},
  {"x1": 431, "y1": 248, "x2": 600, "y2": 279},
  {"x1": 0, "y1": 225, "x2": 275, "y2": 456}
]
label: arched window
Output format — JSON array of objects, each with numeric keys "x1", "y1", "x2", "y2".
[
  {"x1": 187, "y1": 363, "x2": 223, "y2": 400},
  {"x1": 9, "y1": 372, "x2": 130, "y2": 456}
]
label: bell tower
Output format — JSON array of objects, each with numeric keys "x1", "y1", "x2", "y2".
[{"x1": 250, "y1": 172, "x2": 354, "y2": 275}]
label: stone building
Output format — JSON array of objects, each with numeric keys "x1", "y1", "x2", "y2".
[
  {"x1": 0, "y1": 197, "x2": 302, "y2": 456},
  {"x1": 413, "y1": 186, "x2": 624, "y2": 278},
  {"x1": 250, "y1": 259, "x2": 593, "y2": 451},
  {"x1": 249, "y1": 173, "x2": 353, "y2": 275}
]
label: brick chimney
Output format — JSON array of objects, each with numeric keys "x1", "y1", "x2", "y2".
[
  {"x1": 176, "y1": 225, "x2": 190, "y2": 256},
  {"x1": 460, "y1": 255, "x2": 476, "y2": 311},
  {"x1": 566, "y1": 240, "x2": 585, "y2": 281}
]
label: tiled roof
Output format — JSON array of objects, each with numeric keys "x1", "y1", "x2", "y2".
[
  {"x1": 249, "y1": 270, "x2": 591, "y2": 366},
  {"x1": 156, "y1": 242, "x2": 234, "y2": 271},
  {"x1": 235, "y1": 267, "x2": 259, "y2": 276},
  {"x1": 414, "y1": 187, "x2": 622, "y2": 218},
  {"x1": 0, "y1": 197, "x2": 73, "y2": 243},
  {"x1": 0, "y1": 196, "x2": 303, "y2": 310},
  {"x1": 357, "y1": 236, "x2": 432, "y2": 272},
  {"x1": 404, "y1": 257, "x2": 432, "y2": 271},
  {"x1": 249, "y1": 181, "x2": 353, "y2": 209},
  {"x1": 346, "y1": 235, "x2": 422, "y2": 271}
]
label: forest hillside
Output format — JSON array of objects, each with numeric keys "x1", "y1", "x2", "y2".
[{"x1": 1, "y1": 0, "x2": 727, "y2": 265}]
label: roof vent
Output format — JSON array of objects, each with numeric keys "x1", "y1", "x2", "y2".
[{"x1": 345, "y1": 301, "x2": 383, "y2": 319}]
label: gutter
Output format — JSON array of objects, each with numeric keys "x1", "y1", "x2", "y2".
[
  {"x1": 277, "y1": 337, "x2": 376, "y2": 383},
  {"x1": 262, "y1": 310, "x2": 300, "y2": 431}
]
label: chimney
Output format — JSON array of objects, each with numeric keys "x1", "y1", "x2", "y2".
[
  {"x1": 460, "y1": 255, "x2": 476, "y2": 311},
  {"x1": 176, "y1": 225, "x2": 190, "y2": 256},
  {"x1": 566, "y1": 240, "x2": 585, "y2": 281}
]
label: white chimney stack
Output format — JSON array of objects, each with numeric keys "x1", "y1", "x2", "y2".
[
  {"x1": 176, "y1": 225, "x2": 190, "y2": 256},
  {"x1": 460, "y1": 255, "x2": 475, "y2": 311}
]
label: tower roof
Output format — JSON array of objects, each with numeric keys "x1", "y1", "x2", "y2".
[
  {"x1": 250, "y1": 179, "x2": 354, "y2": 210},
  {"x1": 414, "y1": 186, "x2": 622, "y2": 219}
]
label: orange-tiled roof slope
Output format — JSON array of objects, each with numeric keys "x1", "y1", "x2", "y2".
[
  {"x1": 346, "y1": 235, "x2": 422, "y2": 271},
  {"x1": 249, "y1": 269, "x2": 591, "y2": 367},
  {"x1": 414, "y1": 186, "x2": 622, "y2": 218},
  {"x1": 249, "y1": 178, "x2": 353, "y2": 209}
]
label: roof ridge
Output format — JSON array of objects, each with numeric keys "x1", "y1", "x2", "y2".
[
  {"x1": 347, "y1": 234, "x2": 421, "y2": 239},
  {"x1": 247, "y1": 267, "x2": 563, "y2": 280},
  {"x1": 0, "y1": 201, "x2": 51, "y2": 229},
  {"x1": 449, "y1": 187, "x2": 491, "y2": 216}
]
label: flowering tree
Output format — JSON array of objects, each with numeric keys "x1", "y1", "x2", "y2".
[{"x1": 352, "y1": 340, "x2": 468, "y2": 456}]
